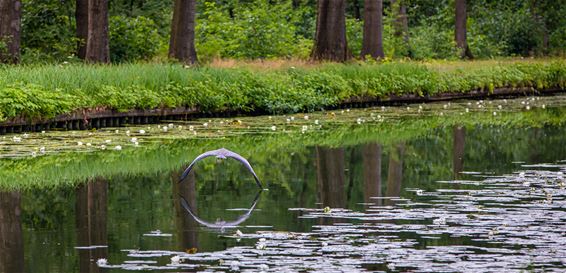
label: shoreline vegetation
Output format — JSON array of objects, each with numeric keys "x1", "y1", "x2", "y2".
[{"x1": 0, "y1": 59, "x2": 565, "y2": 128}]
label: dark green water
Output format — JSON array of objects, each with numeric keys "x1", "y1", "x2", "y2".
[{"x1": 1, "y1": 97, "x2": 566, "y2": 272}]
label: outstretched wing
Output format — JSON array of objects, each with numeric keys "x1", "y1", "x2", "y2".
[
  {"x1": 223, "y1": 190, "x2": 262, "y2": 226},
  {"x1": 224, "y1": 149, "x2": 264, "y2": 189},
  {"x1": 178, "y1": 149, "x2": 219, "y2": 183},
  {"x1": 179, "y1": 195, "x2": 214, "y2": 227}
]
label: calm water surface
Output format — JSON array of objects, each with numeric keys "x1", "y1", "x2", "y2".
[{"x1": 1, "y1": 96, "x2": 565, "y2": 272}]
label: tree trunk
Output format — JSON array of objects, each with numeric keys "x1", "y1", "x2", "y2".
[
  {"x1": 455, "y1": 0, "x2": 473, "y2": 59},
  {"x1": 391, "y1": 0, "x2": 408, "y2": 41},
  {"x1": 0, "y1": 0, "x2": 21, "y2": 64},
  {"x1": 85, "y1": 0, "x2": 109, "y2": 63},
  {"x1": 76, "y1": 0, "x2": 88, "y2": 59},
  {"x1": 0, "y1": 191, "x2": 24, "y2": 273},
  {"x1": 169, "y1": 0, "x2": 198, "y2": 65},
  {"x1": 361, "y1": 0, "x2": 384, "y2": 59},
  {"x1": 311, "y1": 0, "x2": 349, "y2": 62}
]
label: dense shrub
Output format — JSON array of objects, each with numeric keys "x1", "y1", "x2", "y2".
[
  {"x1": 109, "y1": 16, "x2": 163, "y2": 62},
  {"x1": 0, "y1": 60, "x2": 564, "y2": 121}
]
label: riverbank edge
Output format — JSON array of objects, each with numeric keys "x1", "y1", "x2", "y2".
[{"x1": 0, "y1": 86, "x2": 563, "y2": 133}]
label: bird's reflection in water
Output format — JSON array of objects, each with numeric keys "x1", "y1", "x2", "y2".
[{"x1": 179, "y1": 190, "x2": 262, "y2": 233}]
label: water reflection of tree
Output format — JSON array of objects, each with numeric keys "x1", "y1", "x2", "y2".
[
  {"x1": 453, "y1": 126, "x2": 466, "y2": 180},
  {"x1": 0, "y1": 191, "x2": 24, "y2": 273},
  {"x1": 362, "y1": 144, "x2": 382, "y2": 206},
  {"x1": 316, "y1": 147, "x2": 346, "y2": 225},
  {"x1": 316, "y1": 147, "x2": 346, "y2": 208},
  {"x1": 172, "y1": 169, "x2": 199, "y2": 252},
  {"x1": 385, "y1": 144, "x2": 405, "y2": 206},
  {"x1": 76, "y1": 178, "x2": 108, "y2": 273}
]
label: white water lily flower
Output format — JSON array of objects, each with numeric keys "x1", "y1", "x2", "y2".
[
  {"x1": 235, "y1": 230, "x2": 243, "y2": 237},
  {"x1": 162, "y1": 127, "x2": 168, "y2": 132},
  {"x1": 170, "y1": 255, "x2": 181, "y2": 265},
  {"x1": 77, "y1": 141, "x2": 83, "y2": 146},
  {"x1": 189, "y1": 126, "x2": 194, "y2": 131},
  {"x1": 96, "y1": 258, "x2": 107, "y2": 266},
  {"x1": 105, "y1": 139, "x2": 111, "y2": 143},
  {"x1": 304, "y1": 115, "x2": 309, "y2": 120},
  {"x1": 31, "y1": 151, "x2": 37, "y2": 157},
  {"x1": 290, "y1": 116, "x2": 295, "y2": 121},
  {"x1": 130, "y1": 137, "x2": 137, "y2": 143},
  {"x1": 203, "y1": 122, "x2": 208, "y2": 127},
  {"x1": 433, "y1": 217, "x2": 446, "y2": 225},
  {"x1": 271, "y1": 126, "x2": 276, "y2": 131},
  {"x1": 139, "y1": 130, "x2": 145, "y2": 134},
  {"x1": 115, "y1": 130, "x2": 119, "y2": 134},
  {"x1": 41, "y1": 130, "x2": 46, "y2": 134},
  {"x1": 86, "y1": 143, "x2": 92, "y2": 146},
  {"x1": 114, "y1": 145, "x2": 122, "y2": 151},
  {"x1": 134, "y1": 142, "x2": 139, "y2": 146},
  {"x1": 168, "y1": 123, "x2": 174, "y2": 128},
  {"x1": 39, "y1": 147, "x2": 46, "y2": 154},
  {"x1": 12, "y1": 136, "x2": 21, "y2": 142},
  {"x1": 314, "y1": 120, "x2": 319, "y2": 125},
  {"x1": 126, "y1": 130, "x2": 130, "y2": 135}
]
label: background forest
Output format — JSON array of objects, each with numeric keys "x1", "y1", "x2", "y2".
[{"x1": 15, "y1": 0, "x2": 566, "y2": 64}]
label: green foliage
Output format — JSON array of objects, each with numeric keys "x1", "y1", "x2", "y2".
[
  {"x1": 21, "y1": 0, "x2": 77, "y2": 63},
  {"x1": 109, "y1": 16, "x2": 163, "y2": 62},
  {"x1": 196, "y1": 0, "x2": 304, "y2": 61},
  {"x1": 0, "y1": 60, "x2": 564, "y2": 122},
  {"x1": 346, "y1": 18, "x2": 363, "y2": 57}
]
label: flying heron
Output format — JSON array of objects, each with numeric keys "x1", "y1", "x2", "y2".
[
  {"x1": 179, "y1": 148, "x2": 264, "y2": 189},
  {"x1": 179, "y1": 190, "x2": 262, "y2": 232}
]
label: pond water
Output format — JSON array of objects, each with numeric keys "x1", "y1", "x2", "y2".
[{"x1": 1, "y1": 95, "x2": 566, "y2": 272}]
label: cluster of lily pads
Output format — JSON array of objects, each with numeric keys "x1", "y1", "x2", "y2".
[
  {"x1": 95, "y1": 162, "x2": 565, "y2": 272},
  {"x1": 0, "y1": 95, "x2": 564, "y2": 159}
]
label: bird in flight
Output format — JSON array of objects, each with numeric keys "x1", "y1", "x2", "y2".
[{"x1": 179, "y1": 148, "x2": 264, "y2": 189}]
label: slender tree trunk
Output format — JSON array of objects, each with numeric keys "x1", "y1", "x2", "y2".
[
  {"x1": 315, "y1": 146, "x2": 346, "y2": 225},
  {"x1": 76, "y1": 0, "x2": 89, "y2": 59},
  {"x1": 361, "y1": 0, "x2": 384, "y2": 59},
  {"x1": 0, "y1": 0, "x2": 21, "y2": 64},
  {"x1": 169, "y1": 0, "x2": 198, "y2": 64},
  {"x1": 391, "y1": 0, "x2": 409, "y2": 42},
  {"x1": 85, "y1": 0, "x2": 110, "y2": 63},
  {"x1": 311, "y1": 0, "x2": 349, "y2": 62},
  {"x1": 0, "y1": 191, "x2": 24, "y2": 273},
  {"x1": 455, "y1": 0, "x2": 472, "y2": 59}
]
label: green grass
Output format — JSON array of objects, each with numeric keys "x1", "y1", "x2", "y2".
[{"x1": 0, "y1": 59, "x2": 565, "y2": 121}]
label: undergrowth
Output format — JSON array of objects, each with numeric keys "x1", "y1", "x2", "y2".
[{"x1": 0, "y1": 59, "x2": 564, "y2": 121}]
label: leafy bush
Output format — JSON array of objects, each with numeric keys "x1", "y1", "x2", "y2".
[
  {"x1": 196, "y1": 0, "x2": 307, "y2": 62},
  {"x1": 0, "y1": 60, "x2": 564, "y2": 121},
  {"x1": 109, "y1": 16, "x2": 163, "y2": 62}
]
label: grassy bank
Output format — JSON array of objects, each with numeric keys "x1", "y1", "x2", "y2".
[{"x1": 0, "y1": 59, "x2": 565, "y2": 122}]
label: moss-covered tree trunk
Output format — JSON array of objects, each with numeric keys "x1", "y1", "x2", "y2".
[
  {"x1": 169, "y1": 0, "x2": 198, "y2": 65},
  {"x1": 455, "y1": 0, "x2": 473, "y2": 59},
  {"x1": 76, "y1": 0, "x2": 89, "y2": 59},
  {"x1": 361, "y1": 0, "x2": 384, "y2": 59},
  {"x1": 311, "y1": 0, "x2": 349, "y2": 62},
  {"x1": 0, "y1": 0, "x2": 21, "y2": 64},
  {"x1": 85, "y1": 0, "x2": 109, "y2": 63}
]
